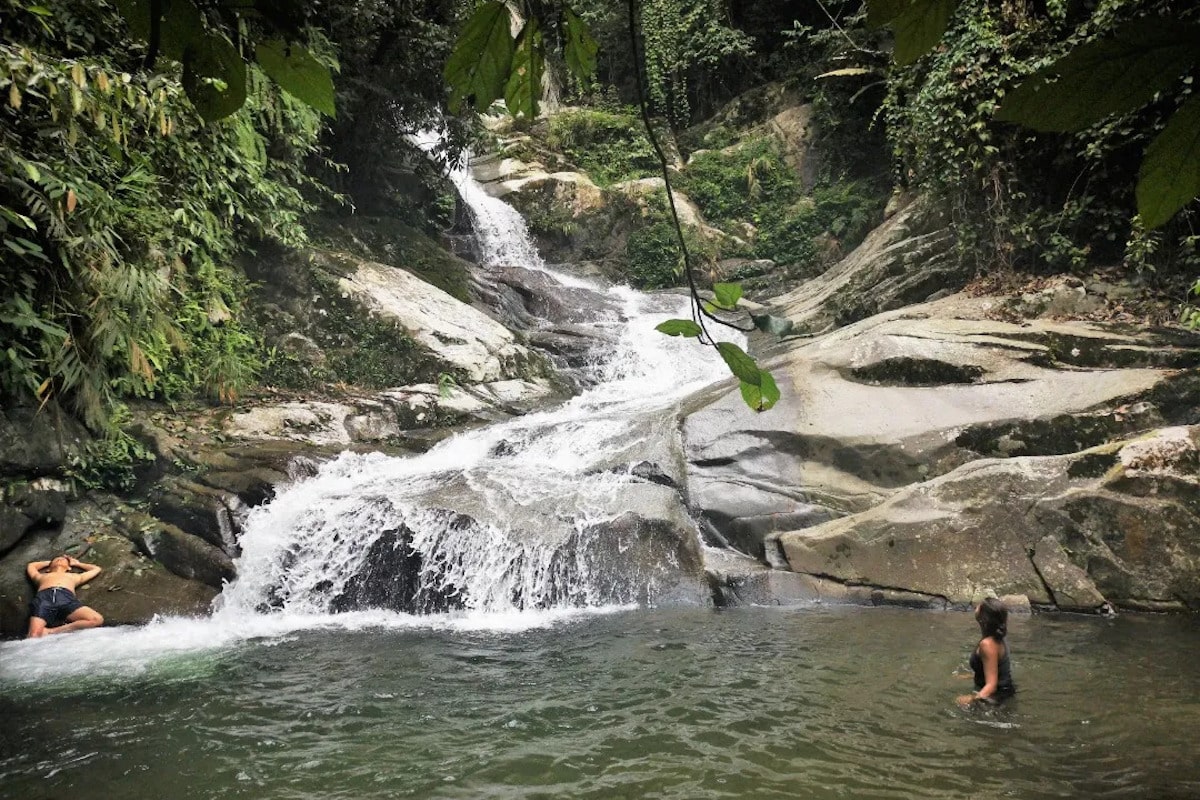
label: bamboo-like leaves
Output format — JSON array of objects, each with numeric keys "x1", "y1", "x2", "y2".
[{"x1": 445, "y1": 1, "x2": 515, "y2": 114}]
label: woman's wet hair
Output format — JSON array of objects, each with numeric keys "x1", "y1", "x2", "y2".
[{"x1": 976, "y1": 597, "x2": 1008, "y2": 640}]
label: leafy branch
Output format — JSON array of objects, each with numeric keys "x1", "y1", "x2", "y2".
[
  {"x1": 111, "y1": 0, "x2": 337, "y2": 121},
  {"x1": 867, "y1": 0, "x2": 1200, "y2": 228}
]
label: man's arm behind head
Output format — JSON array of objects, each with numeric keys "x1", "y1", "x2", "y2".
[{"x1": 69, "y1": 557, "x2": 102, "y2": 585}]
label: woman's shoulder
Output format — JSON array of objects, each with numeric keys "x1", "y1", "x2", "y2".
[{"x1": 977, "y1": 636, "x2": 1004, "y2": 655}]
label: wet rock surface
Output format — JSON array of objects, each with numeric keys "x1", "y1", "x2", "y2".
[
  {"x1": 771, "y1": 427, "x2": 1200, "y2": 612},
  {"x1": 684, "y1": 199, "x2": 1200, "y2": 612},
  {"x1": 0, "y1": 500, "x2": 220, "y2": 634}
]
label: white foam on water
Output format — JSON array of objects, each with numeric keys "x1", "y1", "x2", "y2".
[
  {"x1": 408, "y1": 129, "x2": 595, "y2": 288},
  {"x1": 0, "y1": 604, "x2": 636, "y2": 685},
  {"x1": 1, "y1": 131, "x2": 744, "y2": 682}
]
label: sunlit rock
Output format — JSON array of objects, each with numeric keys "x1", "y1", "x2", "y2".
[{"x1": 772, "y1": 427, "x2": 1200, "y2": 612}]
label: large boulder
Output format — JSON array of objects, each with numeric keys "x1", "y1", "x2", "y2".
[
  {"x1": 770, "y1": 197, "x2": 963, "y2": 333},
  {"x1": 0, "y1": 478, "x2": 69, "y2": 557},
  {"x1": 337, "y1": 256, "x2": 535, "y2": 383},
  {"x1": 124, "y1": 511, "x2": 236, "y2": 589},
  {"x1": 149, "y1": 477, "x2": 243, "y2": 555},
  {"x1": 774, "y1": 426, "x2": 1200, "y2": 612},
  {"x1": 0, "y1": 501, "x2": 218, "y2": 636},
  {"x1": 222, "y1": 378, "x2": 558, "y2": 450},
  {"x1": 0, "y1": 404, "x2": 88, "y2": 477},
  {"x1": 683, "y1": 290, "x2": 1200, "y2": 562}
]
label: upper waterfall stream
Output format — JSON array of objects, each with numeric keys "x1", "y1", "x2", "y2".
[{"x1": 1, "y1": 143, "x2": 741, "y2": 680}]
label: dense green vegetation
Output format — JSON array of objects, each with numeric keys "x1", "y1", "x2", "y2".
[
  {"x1": 880, "y1": 0, "x2": 1199, "y2": 275},
  {"x1": 3, "y1": 0, "x2": 1198, "y2": 437},
  {"x1": 0, "y1": 0, "x2": 465, "y2": 438},
  {"x1": 1, "y1": 0, "x2": 325, "y2": 431},
  {"x1": 546, "y1": 108, "x2": 659, "y2": 186}
]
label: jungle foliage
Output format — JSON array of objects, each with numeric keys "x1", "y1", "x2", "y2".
[
  {"x1": 874, "y1": 0, "x2": 1199, "y2": 274},
  {"x1": 4, "y1": 0, "x2": 1200, "y2": 432},
  {"x1": 0, "y1": 0, "x2": 467, "y2": 438},
  {"x1": 1, "y1": 0, "x2": 325, "y2": 432},
  {"x1": 546, "y1": 108, "x2": 659, "y2": 186}
]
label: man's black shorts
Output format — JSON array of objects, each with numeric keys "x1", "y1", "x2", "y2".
[{"x1": 29, "y1": 587, "x2": 83, "y2": 625}]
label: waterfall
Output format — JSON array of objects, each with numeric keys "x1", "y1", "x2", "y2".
[
  {"x1": 213, "y1": 139, "x2": 740, "y2": 622},
  {"x1": 409, "y1": 130, "x2": 544, "y2": 270},
  {"x1": 0, "y1": 135, "x2": 749, "y2": 685}
]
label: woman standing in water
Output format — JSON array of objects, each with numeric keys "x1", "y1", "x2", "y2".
[{"x1": 957, "y1": 597, "x2": 1016, "y2": 707}]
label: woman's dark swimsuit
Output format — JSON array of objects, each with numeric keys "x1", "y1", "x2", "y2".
[
  {"x1": 29, "y1": 587, "x2": 84, "y2": 626},
  {"x1": 969, "y1": 637, "x2": 1016, "y2": 701}
]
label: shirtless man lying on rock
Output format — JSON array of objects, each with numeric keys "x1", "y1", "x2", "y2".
[{"x1": 26, "y1": 555, "x2": 104, "y2": 638}]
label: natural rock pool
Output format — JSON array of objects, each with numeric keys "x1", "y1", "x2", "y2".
[{"x1": 2, "y1": 606, "x2": 1197, "y2": 799}]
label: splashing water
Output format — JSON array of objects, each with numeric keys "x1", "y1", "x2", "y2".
[{"x1": 0, "y1": 139, "x2": 740, "y2": 681}]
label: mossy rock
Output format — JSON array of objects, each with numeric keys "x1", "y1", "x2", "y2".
[{"x1": 308, "y1": 215, "x2": 473, "y2": 302}]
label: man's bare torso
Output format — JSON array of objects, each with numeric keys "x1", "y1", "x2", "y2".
[{"x1": 34, "y1": 569, "x2": 85, "y2": 592}]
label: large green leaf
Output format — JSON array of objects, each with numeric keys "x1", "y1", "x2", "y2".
[
  {"x1": 445, "y1": 1, "x2": 515, "y2": 114},
  {"x1": 182, "y1": 31, "x2": 247, "y2": 121},
  {"x1": 1137, "y1": 94, "x2": 1200, "y2": 229},
  {"x1": 891, "y1": 0, "x2": 957, "y2": 65},
  {"x1": 739, "y1": 370, "x2": 780, "y2": 412},
  {"x1": 716, "y1": 341, "x2": 761, "y2": 385},
  {"x1": 563, "y1": 6, "x2": 598, "y2": 81},
  {"x1": 711, "y1": 282, "x2": 742, "y2": 310},
  {"x1": 655, "y1": 318, "x2": 703, "y2": 337},
  {"x1": 996, "y1": 19, "x2": 1200, "y2": 132},
  {"x1": 866, "y1": 0, "x2": 915, "y2": 28},
  {"x1": 114, "y1": 0, "x2": 203, "y2": 61},
  {"x1": 256, "y1": 39, "x2": 336, "y2": 118},
  {"x1": 504, "y1": 18, "x2": 544, "y2": 119}
]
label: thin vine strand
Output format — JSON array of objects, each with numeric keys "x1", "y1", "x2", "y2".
[{"x1": 623, "y1": 0, "x2": 754, "y2": 339}]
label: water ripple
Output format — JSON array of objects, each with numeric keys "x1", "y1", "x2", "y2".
[{"x1": 2, "y1": 608, "x2": 1199, "y2": 799}]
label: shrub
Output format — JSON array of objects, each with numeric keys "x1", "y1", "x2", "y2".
[
  {"x1": 882, "y1": 0, "x2": 1199, "y2": 275},
  {"x1": 0, "y1": 0, "x2": 325, "y2": 430},
  {"x1": 679, "y1": 137, "x2": 799, "y2": 227},
  {"x1": 546, "y1": 109, "x2": 661, "y2": 186}
]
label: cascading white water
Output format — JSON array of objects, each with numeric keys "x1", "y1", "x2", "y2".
[
  {"x1": 0, "y1": 138, "x2": 744, "y2": 681},
  {"x1": 217, "y1": 285, "x2": 735, "y2": 619},
  {"x1": 215, "y1": 141, "x2": 738, "y2": 620},
  {"x1": 408, "y1": 130, "x2": 593, "y2": 287}
]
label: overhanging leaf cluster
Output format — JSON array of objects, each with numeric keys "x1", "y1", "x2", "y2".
[
  {"x1": 113, "y1": 0, "x2": 337, "y2": 121},
  {"x1": 445, "y1": 1, "x2": 597, "y2": 118},
  {"x1": 868, "y1": 0, "x2": 1200, "y2": 227}
]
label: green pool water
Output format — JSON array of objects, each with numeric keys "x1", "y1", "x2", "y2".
[{"x1": 1, "y1": 606, "x2": 1197, "y2": 799}]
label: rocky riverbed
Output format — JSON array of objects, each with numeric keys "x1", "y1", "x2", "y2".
[{"x1": 3, "y1": 102, "x2": 1198, "y2": 635}]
